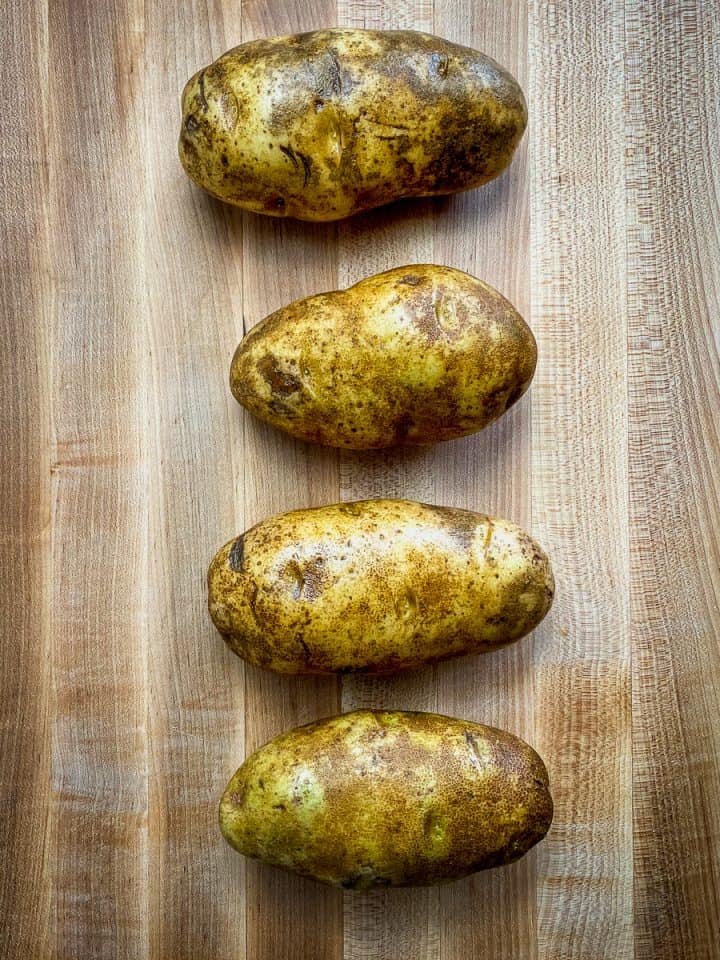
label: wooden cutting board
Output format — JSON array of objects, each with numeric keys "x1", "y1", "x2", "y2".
[{"x1": 2, "y1": 0, "x2": 719, "y2": 957}]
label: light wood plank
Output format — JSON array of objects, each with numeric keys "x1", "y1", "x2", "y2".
[
  {"x1": 47, "y1": 0, "x2": 148, "y2": 955},
  {"x1": 0, "y1": 3, "x2": 52, "y2": 958},
  {"x1": 529, "y1": 2, "x2": 633, "y2": 958},
  {"x1": 626, "y1": 2, "x2": 720, "y2": 957},
  {"x1": 144, "y1": 4, "x2": 250, "y2": 958},
  {"x1": 239, "y1": 4, "x2": 344, "y2": 960},
  {"x1": 432, "y1": 3, "x2": 537, "y2": 959}
]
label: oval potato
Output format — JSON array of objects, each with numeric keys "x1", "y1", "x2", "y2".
[
  {"x1": 220, "y1": 709, "x2": 553, "y2": 888},
  {"x1": 231, "y1": 265, "x2": 536, "y2": 449},
  {"x1": 179, "y1": 29, "x2": 527, "y2": 221},
  {"x1": 208, "y1": 499, "x2": 553, "y2": 674}
]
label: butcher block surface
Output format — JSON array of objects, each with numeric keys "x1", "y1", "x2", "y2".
[{"x1": 2, "y1": 0, "x2": 719, "y2": 957}]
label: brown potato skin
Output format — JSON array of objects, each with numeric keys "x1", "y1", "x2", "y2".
[
  {"x1": 231, "y1": 264, "x2": 536, "y2": 449},
  {"x1": 179, "y1": 29, "x2": 527, "y2": 221},
  {"x1": 208, "y1": 499, "x2": 554, "y2": 675},
  {"x1": 219, "y1": 710, "x2": 553, "y2": 888}
]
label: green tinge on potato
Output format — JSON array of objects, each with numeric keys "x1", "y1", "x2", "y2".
[
  {"x1": 179, "y1": 29, "x2": 527, "y2": 221},
  {"x1": 208, "y1": 499, "x2": 554, "y2": 675},
  {"x1": 220, "y1": 710, "x2": 553, "y2": 888},
  {"x1": 231, "y1": 264, "x2": 536, "y2": 449}
]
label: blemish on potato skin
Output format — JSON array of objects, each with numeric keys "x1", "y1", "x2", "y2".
[
  {"x1": 228, "y1": 535, "x2": 245, "y2": 572},
  {"x1": 429, "y1": 51, "x2": 449, "y2": 79},
  {"x1": 219, "y1": 710, "x2": 553, "y2": 887},
  {"x1": 257, "y1": 354, "x2": 302, "y2": 397},
  {"x1": 207, "y1": 499, "x2": 553, "y2": 675},
  {"x1": 197, "y1": 68, "x2": 209, "y2": 112}
]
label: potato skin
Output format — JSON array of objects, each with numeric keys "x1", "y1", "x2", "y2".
[
  {"x1": 220, "y1": 710, "x2": 553, "y2": 888},
  {"x1": 179, "y1": 29, "x2": 527, "y2": 221},
  {"x1": 231, "y1": 265, "x2": 536, "y2": 449},
  {"x1": 208, "y1": 499, "x2": 553, "y2": 674}
]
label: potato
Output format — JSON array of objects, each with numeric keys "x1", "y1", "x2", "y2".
[
  {"x1": 208, "y1": 499, "x2": 553, "y2": 674},
  {"x1": 220, "y1": 709, "x2": 552, "y2": 888},
  {"x1": 230, "y1": 265, "x2": 535, "y2": 449},
  {"x1": 179, "y1": 29, "x2": 527, "y2": 221}
]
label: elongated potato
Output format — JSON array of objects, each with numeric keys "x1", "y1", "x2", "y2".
[
  {"x1": 208, "y1": 499, "x2": 553, "y2": 674},
  {"x1": 231, "y1": 264, "x2": 536, "y2": 449},
  {"x1": 220, "y1": 710, "x2": 553, "y2": 888},
  {"x1": 179, "y1": 29, "x2": 527, "y2": 221}
]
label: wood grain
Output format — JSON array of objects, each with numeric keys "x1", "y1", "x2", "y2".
[
  {"x1": 529, "y1": 3, "x2": 633, "y2": 957},
  {"x1": 48, "y1": 0, "x2": 149, "y2": 956},
  {"x1": 0, "y1": 3, "x2": 51, "y2": 957},
  {"x1": 626, "y1": 2, "x2": 720, "y2": 957},
  {"x1": 2, "y1": 1, "x2": 719, "y2": 959},
  {"x1": 144, "y1": 4, "x2": 249, "y2": 958}
]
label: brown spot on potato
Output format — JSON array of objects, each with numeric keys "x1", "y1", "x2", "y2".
[
  {"x1": 229, "y1": 787, "x2": 246, "y2": 806},
  {"x1": 423, "y1": 809, "x2": 445, "y2": 844},
  {"x1": 396, "y1": 588, "x2": 418, "y2": 621},
  {"x1": 425, "y1": 504, "x2": 480, "y2": 550},
  {"x1": 283, "y1": 556, "x2": 327, "y2": 602},
  {"x1": 284, "y1": 560, "x2": 305, "y2": 600},
  {"x1": 197, "y1": 68, "x2": 209, "y2": 112},
  {"x1": 229, "y1": 535, "x2": 245, "y2": 572},
  {"x1": 247, "y1": 582, "x2": 259, "y2": 616},
  {"x1": 393, "y1": 412, "x2": 415, "y2": 442},
  {"x1": 298, "y1": 556, "x2": 327, "y2": 601},
  {"x1": 464, "y1": 730, "x2": 485, "y2": 770},
  {"x1": 279, "y1": 144, "x2": 312, "y2": 186},
  {"x1": 257, "y1": 354, "x2": 301, "y2": 396},
  {"x1": 319, "y1": 49, "x2": 343, "y2": 97},
  {"x1": 429, "y1": 52, "x2": 449, "y2": 78}
]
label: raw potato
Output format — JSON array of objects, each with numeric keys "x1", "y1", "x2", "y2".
[
  {"x1": 231, "y1": 264, "x2": 536, "y2": 449},
  {"x1": 208, "y1": 499, "x2": 553, "y2": 674},
  {"x1": 179, "y1": 29, "x2": 527, "y2": 221},
  {"x1": 220, "y1": 710, "x2": 553, "y2": 888}
]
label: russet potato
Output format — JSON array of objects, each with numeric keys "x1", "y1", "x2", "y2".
[
  {"x1": 220, "y1": 709, "x2": 553, "y2": 888},
  {"x1": 208, "y1": 499, "x2": 553, "y2": 674},
  {"x1": 231, "y1": 264, "x2": 536, "y2": 449},
  {"x1": 179, "y1": 29, "x2": 527, "y2": 221}
]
